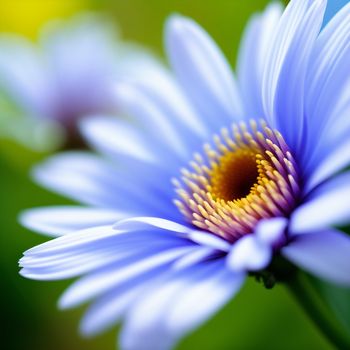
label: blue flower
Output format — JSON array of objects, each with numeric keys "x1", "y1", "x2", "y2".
[
  {"x1": 0, "y1": 13, "x2": 157, "y2": 149},
  {"x1": 20, "y1": 1, "x2": 350, "y2": 349}
]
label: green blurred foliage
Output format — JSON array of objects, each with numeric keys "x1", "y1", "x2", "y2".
[
  {"x1": 0, "y1": 0, "x2": 348, "y2": 349},
  {"x1": 92, "y1": 0, "x2": 287, "y2": 65},
  {"x1": 314, "y1": 280, "x2": 350, "y2": 332}
]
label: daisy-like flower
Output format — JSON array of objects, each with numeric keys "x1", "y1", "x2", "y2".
[
  {"x1": 20, "y1": 0, "x2": 350, "y2": 349},
  {"x1": 0, "y1": 13, "x2": 157, "y2": 149}
]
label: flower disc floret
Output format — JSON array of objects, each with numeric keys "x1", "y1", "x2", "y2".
[{"x1": 174, "y1": 120, "x2": 301, "y2": 242}]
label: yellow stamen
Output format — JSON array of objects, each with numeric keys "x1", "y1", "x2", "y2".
[{"x1": 174, "y1": 120, "x2": 300, "y2": 242}]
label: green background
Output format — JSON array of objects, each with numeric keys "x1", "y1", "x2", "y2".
[{"x1": 0, "y1": 1, "x2": 348, "y2": 349}]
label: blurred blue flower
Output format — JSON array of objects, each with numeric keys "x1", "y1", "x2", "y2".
[
  {"x1": 0, "y1": 13, "x2": 157, "y2": 150},
  {"x1": 20, "y1": 0, "x2": 350, "y2": 349}
]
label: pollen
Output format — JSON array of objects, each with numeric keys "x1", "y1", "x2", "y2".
[{"x1": 173, "y1": 120, "x2": 301, "y2": 242}]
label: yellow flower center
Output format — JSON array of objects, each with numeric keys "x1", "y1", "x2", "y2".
[
  {"x1": 173, "y1": 120, "x2": 300, "y2": 242},
  {"x1": 210, "y1": 147, "x2": 259, "y2": 201}
]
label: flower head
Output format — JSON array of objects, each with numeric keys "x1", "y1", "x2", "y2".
[
  {"x1": 20, "y1": 1, "x2": 350, "y2": 349},
  {"x1": 0, "y1": 13, "x2": 157, "y2": 149}
]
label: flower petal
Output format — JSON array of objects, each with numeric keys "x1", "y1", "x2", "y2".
[
  {"x1": 40, "y1": 14, "x2": 118, "y2": 121},
  {"x1": 237, "y1": 3, "x2": 283, "y2": 118},
  {"x1": 58, "y1": 244, "x2": 195, "y2": 310},
  {"x1": 21, "y1": 225, "x2": 118, "y2": 256},
  {"x1": 305, "y1": 137, "x2": 350, "y2": 192},
  {"x1": 172, "y1": 247, "x2": 217, "y2": 270},
  {"x1": 255, "y1": 217, "x2": 288, "y2": 246},
  {"x1": 33, "y1": 152, "x2": 177, "y2": 219},
  {"x1": 187, "y1": 231, "x2": 231, "y2": 252},
  {"x1": 282, "y1": 229, "x2": 350, "y2": 286},
  {"x1": 227, "y1": 235, "x2": 272, "y2": 272},
  {"x1": 114, "y1": 81, "x2": 190, "y2": 160},
  {"x1": 78, "y1": 247, "x2": 220, "y2": 337},
  {"x1": 19, "y1": 252, "x2": 119, "y2": 280},
  {"x1": 120, "y1": 55, "x2": 208, "y2": 133},
  {"x1": 164, "y1": 265, "x2": 244, "y2": 342},
  {"x1": 80, "y1": 116, "x2": 159, "y2": 164},
  {"x1": 114, "y1": 217, "x2": 231, "y2": 251},
  {"x1": 114, "y1": 217, "x2": 192, "y2": 235},
  {"x1": 20, "y1": 222, "x2": 192, "y2": 281},
  {"x1": 21, "y1": 224, "x2": 186, "y2": 259},
  {"x1": 291, "y1": 171, "x2": 350, "y2": 233},
  {"x1": 262, "y1": 0, "x2": 326, "y2": 153},
  {"x1": 0, "y1": 35, "x2": 55, "y2": 117},
  {"x1": 303, "y1": 1, "x2": 350, "y2": 171},
  {"x1": 120, "y1": 260, "x2": 244, "y2": 350},
  {"x1": 20, "y1": 206, "x2": 125, "y2": 237},
  {"x1": 79, "y1": 281, "x2": 144, "y2": 337},
  {"x1": 165, "y1": 15, "x2": 243, "y2": 130}
]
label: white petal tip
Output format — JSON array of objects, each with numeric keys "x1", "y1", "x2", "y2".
[
  {"x1": 79, "y1": 320, "x2": 103, "y2": 339},
  {"x1": 58, "y1": 288, "x2": 85, "y2": 310},
  {"x1": 166, "y1": 14, "x2": 187, "y2": 28},
  {"x1": 19, "y1": 268, "x2": 26, "y2": 277},
  {"x1": 18, "y1": 211, "x2": 29, "y2": 227},
  {"x1": 57, "y1": 294, "x2": 72, "y2": 310},
  {"x1": 18, "y1": 256, "x2": 27, "y2": 267},
  {"x1": 165, "y1": 14, "x2": 193, "y2": 38},
  {"x1": 19, "y1": 268, "x2": 37, "y2": 279}
]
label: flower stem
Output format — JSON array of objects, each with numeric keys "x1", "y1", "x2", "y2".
[{"x1": 286, "y1": 272, "x2": 350, "y2": 349}]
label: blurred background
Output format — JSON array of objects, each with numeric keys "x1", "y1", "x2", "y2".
[{"x1": 0, "y1": 1, "x2": 348, "y2": 349}]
